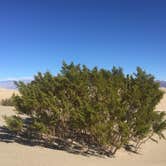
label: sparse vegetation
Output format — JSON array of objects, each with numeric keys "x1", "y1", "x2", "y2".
[
  {"x1": 5, "y1": 62, "x2": 166, "y2": 156},
  {"x1": 0, "y1": 97, "x2": 14, "y2": 106}
]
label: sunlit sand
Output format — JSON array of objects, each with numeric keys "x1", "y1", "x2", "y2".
[{"x1": 0, "y1": 88, "x2": 165, "y2": 166}]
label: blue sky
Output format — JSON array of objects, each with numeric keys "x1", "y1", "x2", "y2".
[{"x1": 0, "y1": 0, "x2": 166, "y2": 80}]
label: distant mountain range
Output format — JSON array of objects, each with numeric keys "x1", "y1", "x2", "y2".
[
  {"x1": 158, "y1": 81, "x2": 166, "y2": 88},
  {"x1": 0, "y1": 80, "x2": 32, "y2": 89},
  {"x1": 0, "y1": 80, "x2": 166, "y2": 89}
]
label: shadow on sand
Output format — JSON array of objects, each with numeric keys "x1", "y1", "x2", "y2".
[
  {"x1": 0, "y1": 125, "x2": 116, "y2": 158},
  {"x1": 0, "y1": 115, "x2": 140, "y2": 158}
]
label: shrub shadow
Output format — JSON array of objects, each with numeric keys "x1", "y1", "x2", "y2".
[{"x1": 0, "y1": 124, "x2": 114, "y2": 158}]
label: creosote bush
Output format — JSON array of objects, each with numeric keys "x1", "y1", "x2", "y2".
[
  {"x1": 4, "y1": 115, "x2": 23, "y2": 134},
  {"x1": 5, "y1": 62, "x2": 166, "y2": 155}
]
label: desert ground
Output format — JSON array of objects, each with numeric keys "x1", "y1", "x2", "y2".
[
  {"x1": 0, "y1": 88, "x2": 165, "y2": 166},
  {"x1": 0, "y1": 88, "x2": 17, "y2": 101}
]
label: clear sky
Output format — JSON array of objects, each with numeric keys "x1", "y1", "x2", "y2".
[{"x1": 0, "y1": 0, "x2": 166, "y2": 80}]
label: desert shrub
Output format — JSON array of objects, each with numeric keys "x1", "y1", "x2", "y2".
[
  {"x1": 4, "y1": 115, "x2": 23, "y2": 134},
  {"x1": 6, "y1": 62, "x2": 166, "y2": 155},
  {"x1": 1, "y1": 97, "x2": 14, "y2": 106}
]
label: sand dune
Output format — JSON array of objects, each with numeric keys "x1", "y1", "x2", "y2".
[
  {"x1": 0, "y1": 88, "x2": 165, "y2": 166},
  {"x1": 0, "y1": 88, "x2": 18, "y2": 101},
  {"x1": 156, "y1": 88, "x2": 166, "y2": 112}
]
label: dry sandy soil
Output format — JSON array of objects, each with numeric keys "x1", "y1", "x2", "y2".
[
  {"x1": 0, "y1": 88, "x2": 18, "y2": 101},
  {"x1": 0, "y1": 88, "x2": 166, "y2": 166}
]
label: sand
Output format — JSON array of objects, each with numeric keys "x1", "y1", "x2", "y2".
[
  {"x1": 0, "y1": 88, "x2": 166, "y2": 166},
  {"x1": 0, "y1": 88, "x2": 18, "y2": 101}
]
